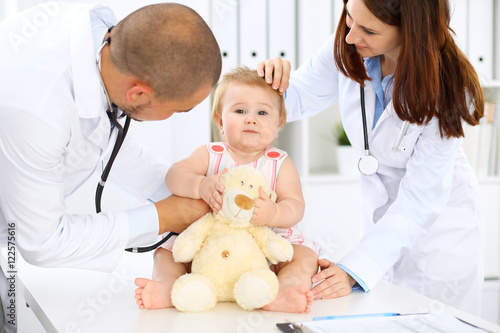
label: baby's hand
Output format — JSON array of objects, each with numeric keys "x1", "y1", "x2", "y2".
[
  {"x1": 250, "y1": 188, "x2": 277, "y2": 226},
  {"x1": 199, "y1": 173, "x2": 225, "y2": 213}
]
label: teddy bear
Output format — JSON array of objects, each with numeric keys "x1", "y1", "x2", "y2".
[{"x1": 170, "y1": 165, "x2": 294, "y2": 312}]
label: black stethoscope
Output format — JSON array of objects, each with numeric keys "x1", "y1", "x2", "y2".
[
  {"x1": 95, "y1": 26, "x2": 176, "y2": 253},
  {"x1": 358, "y1": 84, "x2": 379, "y2": 176},
  {"x1": 357, "y1": 84, "x2": 410, "y2": 176}
]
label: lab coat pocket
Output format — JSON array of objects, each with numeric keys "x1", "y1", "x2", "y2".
[{"x1": 372, "y1": 120, "x2": 422, "y2": 169}]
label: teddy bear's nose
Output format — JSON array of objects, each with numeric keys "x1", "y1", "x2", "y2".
[{"x1": 234, "y1": 194, "x2": 253, "y2": 210}]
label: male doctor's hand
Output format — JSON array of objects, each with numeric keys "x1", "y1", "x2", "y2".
[
  {"x1": 311, "y1": 258, "x2": 356, "y2": 300},
  {"x1": 154, "y1": 195, "x2": 210, "y2": 235},
  {"x1": 256, "y1": 57, "x2": 291, "y2": 95}
]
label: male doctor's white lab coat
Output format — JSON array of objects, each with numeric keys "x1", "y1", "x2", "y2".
[
  {"x1": 285, "y1": 36, "x2": 484, "y2": 315},
  {"x1": 0, "y1": 3, "x2": 167, "y2": 271}
]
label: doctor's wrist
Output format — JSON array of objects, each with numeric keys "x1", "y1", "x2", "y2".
[
  {"x1": 347, "y1": 274, "x2": 356, "y2": 287},
  {"x1": 155, "y1": 195, "x2": 210, "y2": 234}
]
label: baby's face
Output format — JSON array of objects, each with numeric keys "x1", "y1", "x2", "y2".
[{"x1": 219, "y1": 84, "x2": 281, "y2": 153}]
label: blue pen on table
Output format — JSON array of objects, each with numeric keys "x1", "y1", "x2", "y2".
[{"x1": 313, "y1": 312, "x2": 401, "y2": 321}]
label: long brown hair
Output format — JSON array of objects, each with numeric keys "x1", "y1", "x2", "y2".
[{"x1": 334, "y1": 0, "x2": 484, "y2": 138}]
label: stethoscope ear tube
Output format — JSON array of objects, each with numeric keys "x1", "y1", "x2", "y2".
[
  {"x1": 95, "y1": 113, "x2": 130, "y2": 214},
  {"x1": 94, "y1": 33, "x2": 177, "y2": 253},
  {"x1": 125, "y1": 232, "x2": 177, "y2": 253},
  {"x1": 358, "y1": 84, "x2": 379, "y2": 176},
  {"x1": 359, "y1": 85, "x2": 369, "y2": 152},
  {"x1": 94, "y1": 113, "x2": 178, "y2": 253}
]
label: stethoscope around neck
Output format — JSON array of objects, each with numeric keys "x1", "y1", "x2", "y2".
[
  {"x1": 95, "y1": 26, "x2": 131, "y2": 214},
  {"x1": 358, "y1": 84, "x2": 379, "y2": 176},
  {"x1": 95, "y1": 26, "x2": 175, "y2": 253},
  {"x1": 357, "y1": 84, "x2": 410, "y2": 176}
]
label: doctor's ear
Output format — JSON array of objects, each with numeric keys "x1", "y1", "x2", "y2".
[{"x1": 126, "y1": 83, "x2": 153, "y2": 104}]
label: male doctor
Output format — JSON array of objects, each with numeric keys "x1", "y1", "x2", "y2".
[{"x1": 0, "y1": 2, "x2": 221, "y2": 331}]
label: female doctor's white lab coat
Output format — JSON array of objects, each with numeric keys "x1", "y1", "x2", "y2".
[
  {"x1": 0, "y1": 4, "x2": 167, "y2": 271},
  {"x1": 285, "y1": 36, "x2": 484, "y2": 314}
]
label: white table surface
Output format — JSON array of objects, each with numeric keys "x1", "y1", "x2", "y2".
[{"x1": 7, "y1": 250, "x2": 500, "y2": 333}]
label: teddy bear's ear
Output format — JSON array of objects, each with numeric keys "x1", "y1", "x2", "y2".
[
  {"x1": 218, "y1": 168, "x2": 229, "y2": 184},
  {"x1": 268, "y1": 190, "x2": 277, "y2": 203}
]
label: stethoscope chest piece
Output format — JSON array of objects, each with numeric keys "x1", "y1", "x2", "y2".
[{"x1": 358, "y1": 154, "x2": 379, "y2": 176}]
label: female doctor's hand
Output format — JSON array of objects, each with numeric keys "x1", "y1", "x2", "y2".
[
  {"x1": 256, "y1": 57, "x2": 291, "y2": 95},
  {"x1": 311, "y1": 258, "x2": 356, "y2": 300}
]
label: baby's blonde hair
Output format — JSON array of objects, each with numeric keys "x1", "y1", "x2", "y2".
[{"x1": 211, "y1": 66, "x2": 287, "y2": 128}]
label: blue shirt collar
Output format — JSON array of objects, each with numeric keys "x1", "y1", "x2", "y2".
[{"x1": 365, "y1": 56, "x2": 395, "y2": 128}]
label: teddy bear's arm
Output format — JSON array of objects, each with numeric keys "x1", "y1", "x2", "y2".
[
  {"x1": 172, "y1": 213, "x2": 215, "y2": 263},
  {"x1": 248, "y1": 226, "x2": 293, "y2": 265}
]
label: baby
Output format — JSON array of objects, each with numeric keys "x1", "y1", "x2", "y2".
[{"x1": 135, "y1": 66, "x2": 319, "y2": 313}]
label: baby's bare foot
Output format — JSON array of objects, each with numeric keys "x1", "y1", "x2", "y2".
[
  {"x1": 134, "y1": 277, "x2": 174, "y2": 310},
  {"x1": 262, "y1": 284, "x2": 313, "y2": 313}
]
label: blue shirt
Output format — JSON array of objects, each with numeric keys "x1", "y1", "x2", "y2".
[{"x1": 366, "y1": 56, "x2": 394, "y2": 128}]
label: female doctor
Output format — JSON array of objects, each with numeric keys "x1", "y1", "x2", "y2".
[{"x1": 258, "y1": 0, "x2": 485, "y2": 314}]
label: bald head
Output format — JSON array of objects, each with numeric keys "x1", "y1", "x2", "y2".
[{"x1": 109, "y1": 3, "x2": 221, "y2": 102}]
